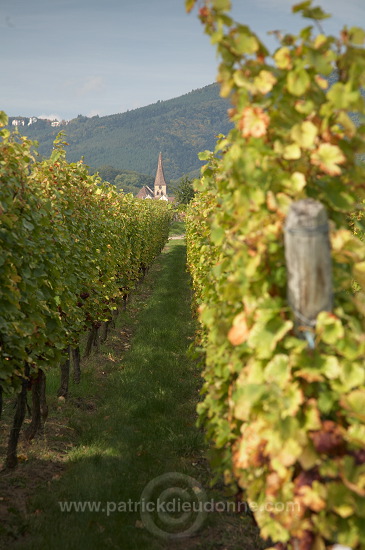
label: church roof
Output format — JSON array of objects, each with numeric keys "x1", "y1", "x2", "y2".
[
  {"x1": 137, "y1": 185, "x2": 154, "y2": 199},
  {"x1": 154, "y1": 152, "x2": 167, "y2": 188}
]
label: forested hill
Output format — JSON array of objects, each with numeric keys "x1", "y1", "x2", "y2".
[{"x1": 8, "y1": 83, "x2": 232, "y2": 181}]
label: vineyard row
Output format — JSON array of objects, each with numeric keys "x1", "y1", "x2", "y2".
[{"x1": 0, "y1": 112, "x2": 173, "y2": 467}]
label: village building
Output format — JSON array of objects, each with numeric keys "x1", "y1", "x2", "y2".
[
  {"x1": 12, "y1": 119, "x2": 25, "y2": 126},
  {"x1": 137, "y1": 153, "x2": 174, "y2": 202},
  {"x1": 137, "y1": 185, "x2": 154, "y2": 199}
]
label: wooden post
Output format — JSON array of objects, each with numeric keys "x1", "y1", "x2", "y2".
[
  {"x1": 5, "y1": 365, "x2": 29, "y2": 469},
  {"x1": 284, "y1": 198, "x2": 332, "y2": 345},
  {"x1": 72, "y1": 347, "x2": 81, "y2": 384},
  {"x1": 57, "y1": 346, "x2": 70, "y2": 398},
  {"x1": 25, "y1": 369, "x2": 46, "y2": 441}
]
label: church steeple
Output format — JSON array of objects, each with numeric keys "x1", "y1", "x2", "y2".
[{"x1": 154, "y1": 152, "x2": 167, "y2": 198}]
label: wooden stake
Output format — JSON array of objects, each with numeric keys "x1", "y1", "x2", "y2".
[{"x1": 284, "y1": 198, "x2": 332, "y2": 343}]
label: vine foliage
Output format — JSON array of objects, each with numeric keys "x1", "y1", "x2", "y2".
[
  {"x1": 186, "y1": 1, "x2": 365, "y2": 548},
  {"x1": 0, "y1": 114, "x2": 172, "y2": 462}
]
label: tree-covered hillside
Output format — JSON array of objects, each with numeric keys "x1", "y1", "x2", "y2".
[
  {"x1": 8, "y1": 84, "x2": 232, "y2": 181},
  {"x1": 89, "y1": 166, "x2": 155, "y2": 195}
]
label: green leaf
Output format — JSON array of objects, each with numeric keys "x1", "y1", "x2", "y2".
[
  {"x1": 0, "y1": 111, "x2": 8, "y2": 127},
  {"x1": 341, "y1": 389, "x2": 365, "y2": 419},
  {"x1": 212, "y1": 0, "x2": 231, "y2": 10},
  {"x1": 349, "y1": 27, "x2": 365, "y2": 45},
  {"x1": 287, "y1": 69, "x2": 310, "y2": 96},
  {"x1": 211, "y1": 226, "x2": 225, "y2": 245},
  {"x1": 353, "y1": 261, "x2": 365, "y2": 290},
  {"x1": 327, "y1": 483, "x2": 355, "y2": 518},
  {"x1": 321, "y1": 355, "x2": 341, "y2": 379},
  {"x1": 294, "y1": 2, "x2": 330, "y2": 20},
  {"x1": 316, "y1": 311, "x2": 344, "y2": 344},
  {"x1": 302, "y1": 6, "x2": 330, "y2": 20},
  {"x1": 264, "y1": 354, "x2": 290, "y2": 386},
  {"x1": 298, "y1": 444, "x2": 319, "y2": 469},
  {"x1": 50, "y1": 150, "x2": 62, "y2": 163},
  {"x1": 281, "y1": 383, "x2": 304, "y2": 418},
  {"x1": 185, "y1": 0, "x2": 195, "y2": 13},
  {"x1": 292, "y1": 1, "x2": 312, "y2": 13},
  {"x1": 347, "y1": 424, "x2": 365, "y2": 445},
  {"x1": 235, "y1": 32, "x2": 259, "y2": 55},
  {"x1": 248, "y1": 317, "x2": 293, "y2": 359},
  {"x1": 327, "y1": 82, "x2": 360, "y2": 109},
  {"x1": 198, "y1": 150, "x2": 213, "y2": 161},
  {"x1": 307, "y1": 49, "x2": 335, "y2": 75},
  {"x1": 234, "y1": 384, "x2": 267, "y2": 421},
  {"x1": 22, "y1": 219, "x2": 34, "y2": 231},
  {"x1": 337, "y1": 111, "x2": 357, "y2": 137},
  {"x1": 325, "y1": 186, "x2": 355, "y2": 211},
  {"x1": 340, "y1": 361, "x2": 365, "y2": 391},
  {"x1": 318, "y1": 390, "x2": 336, "y2": 414}
]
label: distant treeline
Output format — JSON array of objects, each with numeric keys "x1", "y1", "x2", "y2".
[{"x1": 7, "y1": 83, "x2": 232, "y2": 182}]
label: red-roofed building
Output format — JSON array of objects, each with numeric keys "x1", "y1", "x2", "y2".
[{"x1": 136, "y1": 185, "x2": 154, "y2": 199}]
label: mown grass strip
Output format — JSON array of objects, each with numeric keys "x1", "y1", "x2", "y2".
[
  {"x1": 13, "y1": 240, "x2": 206, "y2": 550},
  {"x1": 7, "y1": 238, "x2": 264, "y2": 550},
  {"x1": 168, "y1": 220, "x2": 186, "y2": 236}
]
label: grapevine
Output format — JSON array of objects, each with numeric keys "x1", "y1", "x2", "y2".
[
  {"x1": 186, "y1": 1, "x2": 365, "y2": 547},
  {"x1": 0, "y1": 114, "x2": 172, "y2": 466}
]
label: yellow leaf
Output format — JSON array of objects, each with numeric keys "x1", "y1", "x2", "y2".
[
  {"x1": 264, "y1": 354, "x2": 290, "y2": 386},
  {"x1": 330, "y1": 228, "x2": 352, "y2": 254},
  {"x1": 276, "y1": 192, "x2": 293, "y2": 216},
  {"x1": 315, "y1": 75, "x2": 328, "y2": 89},
  {"x1": 295, "y1": 99, "x2": 315, "y2": 115},
  {"x1": 290, "y1": 171, "x2": 306, "y2": 191},
  {"x1": 277, "y1": 438, "x2": 302, "y2": 466},
  {"x1": 310, "y1": 143, "x2": 345, "y2": 176},
  {"x1": 314, "y1": 34, "x2": 327, "y2": 49},
  {"x1": 283, "y1": 143, "x2": 301, "y2": 160},
  {"x1": 297, "y1": 485, "x2": 326, "y2": 512},
  {"x1": 253, "y1": 70, "x2": 277, "y2": 94},
  {"x1": 274, "y1": 46, "x2": 292, "y2": 69},
  {"x1": 273, "y1": 140, "x2": 284, "y2": 154},
  {"x1": 290, "y1": 121, "x2": 318, "y2": 149},
  {"x1": 334, "y1": 503, "x2": 354, "y2": 518}
]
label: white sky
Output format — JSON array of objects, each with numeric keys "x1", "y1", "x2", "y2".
[{"x1": 1, "y1": 0, "x2": 364, "y2": 120}]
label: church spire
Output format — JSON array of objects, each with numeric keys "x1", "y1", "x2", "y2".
[{"x1": 154, "y1": 152, "x2": 167, "y2": 198}]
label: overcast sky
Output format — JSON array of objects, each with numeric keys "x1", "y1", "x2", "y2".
[{"x1": 1, "y1": 0, "x2": 364, "y2": 121}]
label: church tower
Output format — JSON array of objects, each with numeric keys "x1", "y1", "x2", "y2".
[{"x1": 154, "y1": 152, "x2": 167, "y2": 198}]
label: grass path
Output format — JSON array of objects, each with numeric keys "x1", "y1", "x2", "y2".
[{"x1": 2, "y1": 238, "x2": 264, "y2": 550}]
